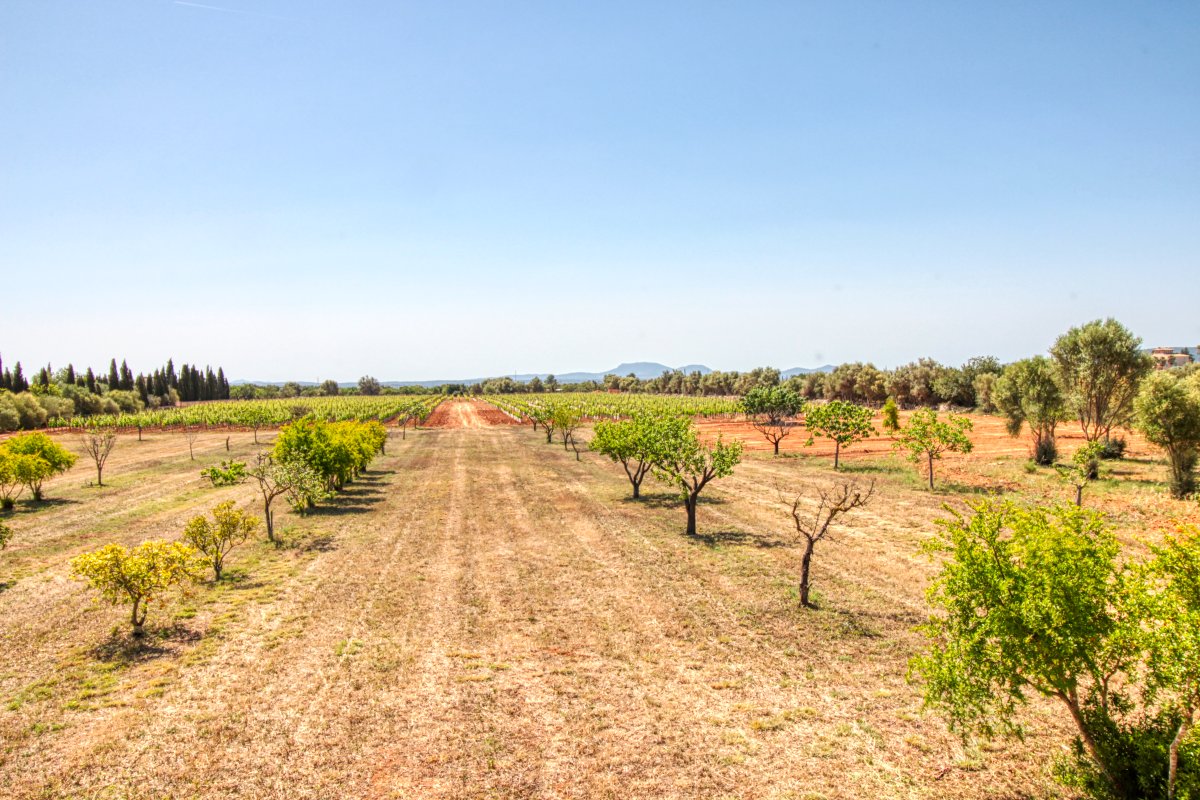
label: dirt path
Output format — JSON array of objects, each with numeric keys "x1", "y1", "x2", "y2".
[{"x1": 0, "y1": 424, "x2": 1096, "y2": 798}]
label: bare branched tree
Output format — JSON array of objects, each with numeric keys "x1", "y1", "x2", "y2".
[
  {"x1": 81, "y1": 429, "x2": 118, "y2": 486},
  {"x1": 183, "y1": 426, "x2": 200, "y2": 460},
  {"x1": 784, "y1": 479, "x2": 875, "y2": 608}
]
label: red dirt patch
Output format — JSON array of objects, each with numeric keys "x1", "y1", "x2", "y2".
[{"x1": 423, "y1": 400, "x2": 522, "y2": 429}]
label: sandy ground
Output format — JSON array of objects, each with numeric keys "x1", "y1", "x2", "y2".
[{"x1": 0, "y1": 413, "x2": 1191, "y2": 799}]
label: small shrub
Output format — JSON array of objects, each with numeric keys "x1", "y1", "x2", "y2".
[
  {"x1": 200, "y1": 460, "x2": 247, "y2": 487},
  {"x1": 1023, "y1": 461, "x2": 1039, "y2": 474},
  {"x1": 1100, "y1": 437, "x2": 1127, "y2": 460},
  {"x1": 882, "y1": 396, "x2": 900, "y2": 433},
  {"x1": 1033, "y1": 436, "x2": 1058, "y2": 466}
]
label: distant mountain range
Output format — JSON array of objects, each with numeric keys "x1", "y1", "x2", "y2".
[{"x1": 235, "y1": 361, "x2": 835, "y2": 389}]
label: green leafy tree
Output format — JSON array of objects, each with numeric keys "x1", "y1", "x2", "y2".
[
  {"x1": 1140, "y1": 526, "x2": 1200, "y2": 800},
  {"x1": 1051, "y1": 318, "x2": 1153, "y2": 443},
  {"x1": 994, "y1": 356, "x2": 1068, "y2": 465},
  {"x1": 741, "y1": 386, "x2": 805, "y2": 455},
  {"x1": 1134, "y1": 371, "x2": 1200, "y2": 499},
  {"x1": 183, "y1": 501, "x2": 260, "y2": 580},
  {"x1": 319, "y1": 379, "x2": 340, "y2": 396},
  {"x1": 1056, "y1": 441, "x2": 1106, "y2": 507},
  {"x1": 0, "y1": 450, "x2": 37, "y2": 509},
  {"x1": 590, "y1": 415, "x2": 674, "y2": 499},
  {"x1": 552, "y1": 406, "x2": 583, "y2": 459},
  {"x1": 651, "y1": 421, "x2": 743, "y2": 535},
  {"x1": 71, "y1": 540, "x2": 198, "y2": 634},
  {"x1": 881, "y1": 396, "x2": 900, "y2": 433},
  {"x1": 357, "y1": 375, "x2": 382, "y2": 396},
  {"x1": 910, "y1": 501, "x2": 1140, "y2": 798},
  {"x1": 804, "y1": 400, "x2": 876, "y2": 469},
  {"x1": 200, "y1": 459, "x2": 248, "y2": 487},
  {"x1": 893, "y1": 409, "x2": 973, "y2": 490},
  {"x1": 246, "y1": 453, "x2": 325, "y2": 543},
  {"x1": 2, "y1": 432, "x2": 77, "y2": 500}
]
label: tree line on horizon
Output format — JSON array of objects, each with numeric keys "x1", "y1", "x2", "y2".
[{"x1": 0, "y1": 356, "x2": 231, "y2": 432}]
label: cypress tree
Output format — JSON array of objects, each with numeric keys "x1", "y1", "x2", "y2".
[
  {"x1": 119, "y1": 360, "x2": 134, "y2": 390},
  {"x1": 12, "y1": 362, "x2": 28, "y2": 393},
  {"x1": 204, "y1": 367, "x2": 216, "y2": 401},
  {"x1": 85, "y1": 367, "x2": 97, "y2": 394},
  {"x1": 107, "y1": 359, "x2": 120, "y2": 391},
  {"x1": 166, "y1": 359, "x2": 177, "y2": 390},
  {"x1": 136, "y1": 374, "x2": 149, "y2": 404},
  {"x1": 0, "y1": 367, "x2": 9, "y2": 392},
  {"x1": 217, "y1": 367, "x2": 229, "y2": 399},
  {"x1": 65, "y1": 364, "x2": 76, "y2": 385},
  {"x1": 36, "y1": 365, "x2": 51, "y2": 387},
  {"x1": 190, "y1": 369, "x2": 202, "y2": 402}
]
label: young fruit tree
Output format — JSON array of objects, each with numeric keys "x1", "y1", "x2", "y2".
[
  {"x1": 1, "y1": 432, "x2": 77, "y2": 501},
  {"x1": 80, "y1": 428, "x2": 117, "y2": 486},
  {"x1": 1134, "y1": 370, "x2": 1200, "y2": 500},
  {"x1": 590, "y1": 415, "x2": 661, "y2": 499},
  {"x1": 183, "y1": 500, "x2": 260, "y2": 580},
  {"x1": 552, "y1": 406, "x2": 583, "y2": 459},
  {"x1": 741, "y1": 385, "x2": 805, "y2": 455},
  {"x1": 912, "y1": 503, "x2": 1200, "y2": 800},
  {"x1": 893, "y1": 409, "x2": 973, "y2": 490},
  {"x1": 1051, "y1": 317, "x2": 1152, "y2": 443},
  {"x1": 993, "y1": 356, "x2": 1067, "y2": 465},
  {"x1": 183, "y1": 426, "x2": 200, "y2": 460},
  {"x1": 804, "y1": 400, "x2": 876, "y2": 469},
  {"x1": 0, "y1": 450, "x2": 34, "y2": 510},
  {"x1": 881, "y1": 396, "x2": 900, "y2": 433},
  {"x1": 651, "y1": 418, "x2": 743, "y2": 536},
  {"x1": 783, "y1": 479, "x2": 874, "y2": 608},
  {"x1": 247, "y1": 454, "x2": 327, "y2": 543},
  {"x1": 1055, "y1": 441, "x2": 1106, "y2": 507},
  {"x1": 71, "y1": 540, "x2": 198, "y2": 635}
]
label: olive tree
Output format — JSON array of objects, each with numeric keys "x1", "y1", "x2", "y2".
[
  {"x1": 893, "y1": 409, "x2": 973, "y2": 490},
  {"x1": 358, "y1": 375, "x2": 382, "y2": 396},
  {"x1": 183, "y1": 500, "x2": 260, "y2": 580},
  {"x1": 590, "y1": 415, "x2": 661, "y2": 498},
  {"x1": 1134, "y1": 371, "x2": 1200, "y2": 499},
  {"x1": 741, "y1": 386, "x2": 805, "y2": 455},
  {"x1": 804, "y1": 400, "x2": 876, "y2": 469},
  {"x1": 783, "y1": 479, "x2": 874, "y2": 608},
  {"x1": 1051, "y1": 318, "x2": 1152, "y2": 443},
  {"x1": 81, "y1": 428, "x2": 117, "y2": 486},
  {"x1": 651, "y1": 419, "x2": 743, "y2": 536},
  {"x1": 993, "y1": 356, "x2": 1067, "y2": 465},
  {"x1": 71, "y1": 540, "x2": 198, "y2": 635}
]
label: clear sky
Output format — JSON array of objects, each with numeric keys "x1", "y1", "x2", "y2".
[{"x1": 1, "y1": 1, "x2": 1197, "y2": 382}]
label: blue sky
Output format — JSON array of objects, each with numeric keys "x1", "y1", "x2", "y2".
[{"x1": 1, "y1": 1, "x2": 1197, "y2": 382}]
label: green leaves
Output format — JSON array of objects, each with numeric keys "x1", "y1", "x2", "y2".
[
  {"x1": 1134, "y1": 371, "x2": 1200, "y2": 499},
  {"x1": 0, "y1": 432, "x2": 77, "y2": 500},
  {"x1": 804, "y1": 400, "x2": 876, "y2": 468},
  {"x1": 1052, "y1": 318, "x2": 1153, "y2": 442},
  {"x1": 912, "y1": 501, "x2": 1126, "y2": 740},
  {"x1": 71, "y1": 540, "x2": 199, "y2": 630},
  {"x1": 183, "y1": 501, "x2": 260, "y2": 580},
  {"x1": 893, "y1": 409, "x2": 973, "y2": 489}
]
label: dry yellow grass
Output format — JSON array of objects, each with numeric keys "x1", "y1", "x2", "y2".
[{"x1": 0, "y1": 411, "x2": 1193, "y2": 798}]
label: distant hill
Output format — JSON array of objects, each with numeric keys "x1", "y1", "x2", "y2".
[{"x1": 782, "y1": 365, "x2": 836, "y2": 378}]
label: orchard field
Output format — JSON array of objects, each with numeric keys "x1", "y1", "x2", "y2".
[{"x1": 0, "y1": 398, "x2": 1195, "y2": 798}]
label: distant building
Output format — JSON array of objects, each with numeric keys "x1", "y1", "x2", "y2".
[{"x1": 1151, "y1": 346, "x2": 1199, "y2": 370}]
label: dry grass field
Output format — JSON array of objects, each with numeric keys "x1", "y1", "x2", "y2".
[{"x1": 0, "y1": 400, "x2": 1195, "y2": 799}]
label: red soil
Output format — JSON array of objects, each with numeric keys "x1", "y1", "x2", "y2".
[{"x1": 423, "y1": 400, "x2": 522, "y2": 429}]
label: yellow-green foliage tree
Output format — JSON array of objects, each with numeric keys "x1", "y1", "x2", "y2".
[
  {"x1": 893, "y1": 409, "x2": 973, "y2": 490},
  {"x1": 650, "y1": 417, "x2": 743, "y2": 536},
  {"x1": 71, "y1": 540, "x2": 198, "y2": 634},
  {"x1": 183, "y1": 501, "x2": 260, "y2": 580},
  {"x1": 1, "y1": 432, "x2": 77, "y2": 501}
]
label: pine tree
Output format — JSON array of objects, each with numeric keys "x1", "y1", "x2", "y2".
[
  {"x1": 85, "y1": 367, "x2": 97, "y2": 394},
  {"x1": 107, "y1": 359, "x2": 120, "y2": 391}
]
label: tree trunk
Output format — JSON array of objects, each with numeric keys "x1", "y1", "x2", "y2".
[
  {"x1": 264, "y1": 502, "x2": 275, "y2": 543},
  {"x1": 834, "y1": 441, "x2": 841, "y2": 470},
  {"x1": 773, "y1": 438, "x2": 780, "y2": 456},
  {"x1": 1169, "y1": 710, "x2": 1193, "y2": 800},
  {"x1": 96, "y1": 464, "x2": 103, "y2": 487},
  {"x1": 685, "y1": 495, "x2": 698, "y2": 536},
  {"x1": 1076, "y1": 484, "x2": 1083, "y2": 507},
  {"x1": 131, "y1": 597, "x2": 145, "y2": 635},
  {"x1": 137, "y1": 426, "x2": 143, "y2": 442},
  {"x1": 799, "y1": 541, "x2": 816, "y2": 607},
  {"x1": 1062, "y1": 694, "x2": 1124, "y2": 798},
  {"x1": 253, "y1": 426, "x2": 259, "y2": 444},
  {"x1": 632, "y1": 479, "x2": 640, "y2": 499},
  {"x1": 928, "y1": 452, "x2": 935, "y2": 490}
]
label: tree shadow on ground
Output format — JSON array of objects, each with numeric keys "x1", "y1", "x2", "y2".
[
  {"x1": 90, "y1": 624, "x2": 202, "y2": 665},
  {"x1": 690, "y1": 529, "x2": 788, "y2": 549},
  {"x1": 622, "y1": 492, "x2": 726, "y2": 509},
  {"x1": 837, "y1": 462, "x2": 905, "y2": 475},
  {"x1": 0, "y1": 580, "x2": 13, "y2": 594},
  {"x1": 934, "y1": 481, "x2": 1007, "y2": 496},
  {"x1": 17, "y1": 497, "x2": 79, "y2": 512},
  {"x1": 308, "y1": 486, "x2": 386, "y2": 517}
]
